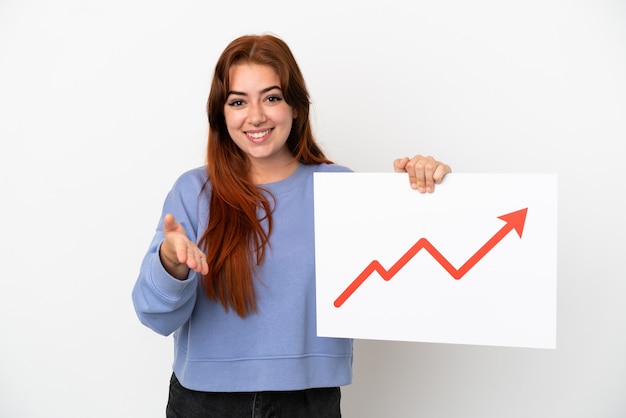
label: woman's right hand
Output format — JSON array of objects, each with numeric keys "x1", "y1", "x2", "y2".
[{"x1": 159, "y1": 213, "x2": 209, "y2": 280}]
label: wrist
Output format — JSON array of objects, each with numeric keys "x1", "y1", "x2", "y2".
[{"x1": 160, "y1": 249, "x2": 181, "y2": 267}]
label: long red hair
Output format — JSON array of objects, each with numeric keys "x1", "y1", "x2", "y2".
[{"x1": 199, "y1": 34, "x2": 331, "y2": 317}]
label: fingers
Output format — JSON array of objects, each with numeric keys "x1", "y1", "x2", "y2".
[
  {"x1": 173, "y1": 236, "x2": 208, "y2": 275},
  {"x1": 433, "y1": 162, "x2": 452, "y2": 184},
  {"x1": 183, "y1": 244, "x2": 209, "y2": 275},
  {"x1": 397, "y1": 155, "x2": 452, "y2": 193}
]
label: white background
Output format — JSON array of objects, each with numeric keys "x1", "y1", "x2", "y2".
[{"x1": 1, "y1": 1, "x2": 624, "y2": 417}]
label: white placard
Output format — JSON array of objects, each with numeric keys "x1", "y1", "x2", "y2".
[{"x1": 314, "y1": 173, "x2": 557, "y2": 349}]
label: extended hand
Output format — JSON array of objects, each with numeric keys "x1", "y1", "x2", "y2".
[
  {"x1": 160, "y1": 213, "x2": 209, "y2": 279},
  {"x1": 393, "y1": 155, "x2": 452, "y2": 193}
]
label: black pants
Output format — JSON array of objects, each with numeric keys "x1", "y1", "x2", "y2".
[{"x1": 166, "y1": 373, "x2": 342, "y2": 418}]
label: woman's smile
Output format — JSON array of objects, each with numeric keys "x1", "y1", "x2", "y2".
[{"x1": 245, "y1": 128, "x2": 273, "y2": 143}]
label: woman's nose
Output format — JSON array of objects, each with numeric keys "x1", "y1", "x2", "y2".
[{"x1": 247, "y1": 103, "x2": 266, "y2": 126}]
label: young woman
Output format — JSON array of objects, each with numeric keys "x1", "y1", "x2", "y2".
[{"x1": 132, "y1": 33, "x2": 451, "y2": 417}]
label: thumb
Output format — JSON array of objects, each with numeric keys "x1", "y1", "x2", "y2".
[
  {"x1": 163, "y1": 213, "x2": 179, "y2": 233},
  {"x1": 393, "y1": 157, "x2": 409, "y2": 173}
]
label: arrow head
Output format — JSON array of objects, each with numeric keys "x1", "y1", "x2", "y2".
[{"x1": 498, "y1": 208, "x2": 528, "y2": 238}]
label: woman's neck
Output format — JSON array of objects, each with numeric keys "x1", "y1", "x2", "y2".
[{"x1": 249, "y1": 157, "x2": 299, "y2": 185}]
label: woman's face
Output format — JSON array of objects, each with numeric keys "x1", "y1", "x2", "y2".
[{"x1": 224, "y1": 63, "x2": 297, "y2": 174}]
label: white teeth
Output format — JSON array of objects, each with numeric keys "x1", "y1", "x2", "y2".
[{"x1": 248, "y1": 130, "x2": 270, "y2": 139}]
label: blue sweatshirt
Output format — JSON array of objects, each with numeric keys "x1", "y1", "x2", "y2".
[{"x1": 132, "y1": 163, "x2": 354, "y2": 392}]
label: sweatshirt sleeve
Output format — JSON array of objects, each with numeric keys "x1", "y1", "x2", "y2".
[{"x1": 131, "y1": 168, "x2": 208, "y2": 336}]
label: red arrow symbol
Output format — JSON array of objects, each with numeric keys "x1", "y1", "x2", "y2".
[{"x1": 333, "y1": 208, "x2": 528, "y2": 308}]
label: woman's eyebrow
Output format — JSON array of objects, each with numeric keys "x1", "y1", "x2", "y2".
[{"x1": 227, "y1": 85, "x2": 282, "y2": 96}]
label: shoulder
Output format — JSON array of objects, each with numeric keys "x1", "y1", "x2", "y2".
[
  {"x1": 171, "y1": 166, "x2": 209, "y2": 192},
  {"x1": 164, "y1": 166, "x2": 210, "y2": 206},
  {"x1": 161, "y1": 166, "x2": 210, "y2": 225},
  {"x1": 313, "y1": 163, "x2": 353, "y2": 173}
]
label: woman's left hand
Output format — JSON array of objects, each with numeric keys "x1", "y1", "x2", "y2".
[{"x1": 393, "y1": 155, "x2": 452, "y2": 193}]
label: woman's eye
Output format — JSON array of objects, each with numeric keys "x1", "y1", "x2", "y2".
[
  {"x1": 266, "y1": 95, "x2": 283, "y2": 103},
  {"x1": 228, "y1": 99, "x2": 244, "y2": 107}
]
